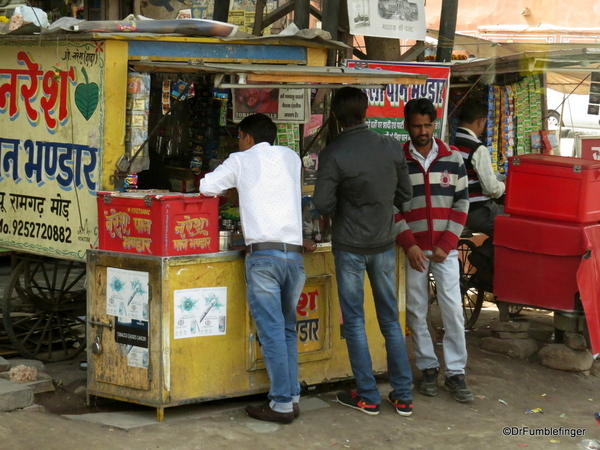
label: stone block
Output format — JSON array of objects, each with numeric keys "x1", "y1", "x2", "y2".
[
  {"x1": 489, "y1": 320, "x2": 530, "y2": 333},
  {"x1": 0, "y1": 379, "x2": 34, "y2": 411},
  {"x1": 538, "y1": 343, "x2": 594, "y2": 372},
  {"x1": 0, "y1": 357, "x2": 11, "y2": 373},
  {"x1": 7, "y1": 359, "x2": 45, "y2": 373},
  {"x1": 563, "y1": 332, "x2": 588, "y2": 350},
  {"x1": 0, "y1": 372, "x2": 55, "y2": 394},
  {"x1": 492, "y1": 331, "x2": 529, "y2": 339},
  {"x1": 481, "y1": 337, "x2": 538, "y2": 359}
]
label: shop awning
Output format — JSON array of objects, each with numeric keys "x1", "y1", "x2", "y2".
[{"x1": 129, "y1": 61, "x2": 428, "y2": 89}]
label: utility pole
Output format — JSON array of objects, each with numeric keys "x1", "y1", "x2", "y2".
[{"x1": 436, "y1": 0, "x2": 458, "y2": 62}]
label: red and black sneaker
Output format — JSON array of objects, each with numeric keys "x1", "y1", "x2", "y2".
[
  {"x1": 388, "y1": 392, "x2": 413, "y2": 417},
  {"x1": 336, "y1": 390, "x2": 380, "y2": 416}
]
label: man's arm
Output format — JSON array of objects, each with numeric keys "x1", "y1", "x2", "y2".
[
  {"x1": 471, "y1": 144, "x2": 505, "y2": 198},
  {"x1": 312, "y1": 149, "x2": 339, "y2": 216},
  {"x1": 199, "y1": 158, "x2": 237, "y2": 196},
  {"x1": 394, "y1": 148, "x2": 413, "y2": 209}
]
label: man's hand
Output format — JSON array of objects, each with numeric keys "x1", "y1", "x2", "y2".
[
  {"x1": 406, "y1": 245, "x2": 428, "y2": 272},
  {"x1": 303, "y1": 238, "x2": 317, "y2": 253},
  {"x1": 428, "y1": 246, "x2": 448, "y2": 264}
]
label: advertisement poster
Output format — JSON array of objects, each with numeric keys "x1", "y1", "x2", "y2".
[
  {"x1": 0, "y1": 40, "x2": 104, "y2": 260},
  {"x1": 174, "y1": 286, "x2": 227, "y2": 339},
  {"x1": 106, "y1": 267, "x2": 150, "y2": 321},
  {"x1": 348, "y1": 0, "x2": 426, "y2": 41},
  {"x1": 233, "y1": 88, "x2": 309, "y2": 123},
  {"x1": 347, "y1": 61, "x2": 450, "y2": 142}
]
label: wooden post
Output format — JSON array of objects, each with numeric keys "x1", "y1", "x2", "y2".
[
  {"x1": 252, "y1": 0, "x2": 267, "y2": 36},
  {"x1": 322, "y1": 0, "x2": 340, "y2": 40},
  {"x1": 436, "y1": 0, "x2": 458, "y2": 62},
  {"x1": 294, "y1": 0, "x2": 310, "y2": 29},
  {"x1": 213, "y1": 0, "x2": 229, "y2": 23}
]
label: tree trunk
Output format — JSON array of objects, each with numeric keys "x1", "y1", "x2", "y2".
[{"x1": 365, "y1": 36, "x2": 401, "y2": 61}]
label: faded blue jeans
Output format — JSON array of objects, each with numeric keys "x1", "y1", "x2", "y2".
[
  {"x1": 334, "y1": 248, "x2": 412, "y2": 404},
  {"x1": 245, "y1": 249, "x2": 306, "y2": 412}
]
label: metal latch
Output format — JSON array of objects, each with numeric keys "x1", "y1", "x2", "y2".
[
  {"x1": 144, "y1": 196, "x2": 153, "y2": 206},
  {"x1": 574, "y1": 165, "x2": 582, "y2": 173},
  {"x1": 89, "y1": 317, "x2": 113, "y2": 330},
  {"x1": 103, "y1": 195, "x2": 112, "y2": 204},
  {"x1": 512, "y1": 158, "x2": 520, "y2": 166}
]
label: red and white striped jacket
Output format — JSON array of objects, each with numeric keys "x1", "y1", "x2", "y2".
[{"x1": 395, "y1": 138, "x2": 469, "y2": 254}]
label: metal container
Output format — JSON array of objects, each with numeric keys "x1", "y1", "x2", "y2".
[{"x1": 219, "y1": 231, "x2": 232, "y2": 251}]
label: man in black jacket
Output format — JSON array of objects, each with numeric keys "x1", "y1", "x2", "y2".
[{"x1": 313, "y1": 87, "x2": 414, "y2": 417}]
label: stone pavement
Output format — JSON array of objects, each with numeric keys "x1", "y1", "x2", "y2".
[{"x1": 0, "y1": 305, "x2": 599, "y2": 450}]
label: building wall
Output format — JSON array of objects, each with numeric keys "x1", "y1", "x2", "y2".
[{"x1": 424, "y1": 0, "x2": 600, "y2": 42}]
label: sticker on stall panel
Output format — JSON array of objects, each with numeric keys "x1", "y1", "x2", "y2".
[
  {"x1": 127, "y1": 346, "x2": 149, "y2": 369},
  {"x1": 174, "y1": 287, "x2": 227, "y2": 339},
  {"x1": 106, "y1": 267, "x2": 149, "y2": 321}
]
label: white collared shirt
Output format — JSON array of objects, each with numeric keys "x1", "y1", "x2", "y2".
[
  {"x1": 408, "y1": 138, "x2": 439, "y2": 172},
  {"x1": 199, "y1": 141, "x2": 303, "y2": 246}
]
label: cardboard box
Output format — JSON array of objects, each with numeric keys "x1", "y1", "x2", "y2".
[
  {"x1": 505, "y1": 154, "x2": 600, "y2": 223},
  {"x1": 97, "y1": 192, "x2": 218, "y2": 256}
]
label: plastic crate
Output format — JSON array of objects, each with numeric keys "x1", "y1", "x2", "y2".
[{"x1": 97, "y1": 192, "x2": 219, "y2": 256}]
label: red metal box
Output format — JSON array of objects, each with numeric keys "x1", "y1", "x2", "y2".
[
  {"x1": 97, "y1": 192, "x2": 219, "y2": 256},
  {"x1": 505, "y1": 154, "x2": 600, "y2": 224},
  {"x1": 493, "y1": 215, "x2": 595, "y2": 311}
]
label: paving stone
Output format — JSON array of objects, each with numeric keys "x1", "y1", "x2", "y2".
[
  {"x1": 563, "y1": 332, "x2": 588, "y2": 350},
  {"x1": 481, "y1": 337, "x2": 538, "y2": 359},
  {"x1": 492, "y1": 331, "x2": 530, "y2": 339},
  {"x1": 538, "y1": 343, "x2": 594, "y2": 372},
  {"x1": 489, "y1": 320, "x2": 531, "y2": 333},
  {"x1": 0, "y1": 378, "x2": 34, "y2": 411}
]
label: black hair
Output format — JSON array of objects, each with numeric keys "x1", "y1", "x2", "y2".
[
  {"x1": 458, "y1": 99, "x2": 488, "y2": 124},
  {"x1": 238, "y1": 113, "x2": 277, "y2": 145},
  {"x1": 404, "y1": 98, "x2": 437, "y2": 122},
  {"x1": 331, "y1": 87, "x2": 368, "y2": 128}
]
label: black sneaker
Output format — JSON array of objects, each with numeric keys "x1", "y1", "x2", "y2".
[
  {"x1": 388, "y1": 392, "x2": 413, "y2": 417},
  {"x1": 444, "y1": 374, "x2": 474, "y2": 403},
  {"x1": 418, "y1": 368, "x2": 439, "y2": 396},
  {"x1": 336, "y1": 390, "x2": 380, "y2": 416}
]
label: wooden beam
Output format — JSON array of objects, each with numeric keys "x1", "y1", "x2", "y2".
[
  {"x1": 252, "y1": 0, "x2": 267, "y2": 36},
  {"x1": 399, "y1": 41, "x2": 428, "y2": 61},
  {"x1": 294, "y1": 0, "x2": 310, "y2": 29},
  {"x1": 213, "y1": 0, "x2": 229, "y2": 23},
  {"x1": 322, "y1": 0, "x2": 340, "y2": 40},
  {"x1": 261, "y1": 1, "x2": 295, "y2": 28},
  {"x1": 436, "y1": 0, "x2": 458, "y2": 62}
]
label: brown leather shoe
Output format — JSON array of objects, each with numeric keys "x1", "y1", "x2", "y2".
[
  {"x1": 293, "y1": 402, "x2": 300, "y2": 418},
  {"x1": 246, "y1": 403, "x2": 294, "y2": 424}
]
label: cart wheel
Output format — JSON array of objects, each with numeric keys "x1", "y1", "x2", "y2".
[
  {"x1": 3, "y1": 258, "x2": 87, "y2": 362},
  {"x1": 457, "y1": 239, "x2": 483, "y2": 328},
  {"x1": 462, "y1": 283, "x2": 485, "y2": 329}
]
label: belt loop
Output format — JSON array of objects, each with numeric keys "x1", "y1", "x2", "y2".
[{"x1": 283, "y1": 243, "x2": 287, "y2": 253}]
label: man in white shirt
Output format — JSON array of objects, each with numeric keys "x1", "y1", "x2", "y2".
[
  {"x1": 200, "y1": 113, "x2": 307, "y2": 424},
  {"x1": 453, "y1": 100, "x2": 505, "y2": 237}
]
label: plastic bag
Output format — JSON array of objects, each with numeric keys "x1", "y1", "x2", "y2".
[{"x1": 13, "y1": 6, "x2": 49, "y2": 28}]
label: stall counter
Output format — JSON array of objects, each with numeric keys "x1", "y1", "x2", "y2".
[{"x1": 86, "y1": 245, "x2": 406, "y2": 421}]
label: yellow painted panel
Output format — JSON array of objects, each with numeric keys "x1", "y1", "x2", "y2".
[{"x1": 101, "y1": 40, "x2": 128, "y2": 191}]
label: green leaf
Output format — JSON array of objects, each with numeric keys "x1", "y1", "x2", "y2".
[{"x1": 74, "y1": 68, "x2": 99, "y2": 121}]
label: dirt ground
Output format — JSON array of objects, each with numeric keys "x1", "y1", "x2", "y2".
[{"x1": 4, "y1": 302, "x2": 600, "y2": 450}]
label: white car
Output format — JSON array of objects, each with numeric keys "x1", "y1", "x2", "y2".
[{"x1": 546, "y1": 87, "x2": 600, "y2": 130}]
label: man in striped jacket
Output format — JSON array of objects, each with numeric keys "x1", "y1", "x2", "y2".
[{"x1": 395, "y1": 98, "x2": 474, "y2": 403}]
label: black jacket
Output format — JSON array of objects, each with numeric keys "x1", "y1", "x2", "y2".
[{"x1": 313, "y1": 124, "x2": 412, "y2": 254}]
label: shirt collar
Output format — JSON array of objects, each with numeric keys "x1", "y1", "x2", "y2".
[{"x1": 408, "y1": 138, "x2": 438, "y2": 161}]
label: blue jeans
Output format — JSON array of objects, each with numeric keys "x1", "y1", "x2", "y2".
[
  {"x1": 334, "y1": 248, "x2": 412, "y2": 404},
  {"x1": 245, "y1": 249, "x2": 306, "y2": 411}
]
